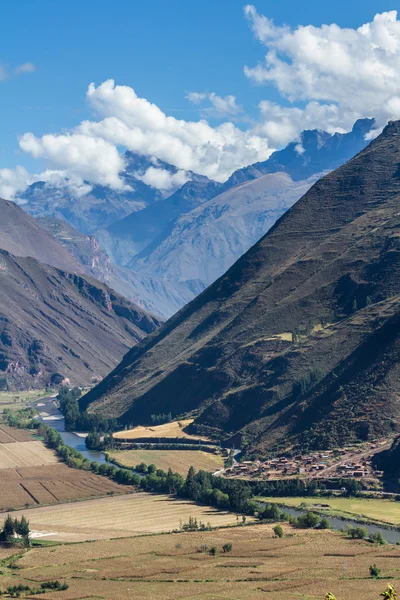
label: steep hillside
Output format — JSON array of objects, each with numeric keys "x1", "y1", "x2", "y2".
[
  {"x1": 0, "y1": 198, "x2": 82, "y2": 273},
  {"x1": 37, "y1": 216, "x2": 188, "y2": 318},
  {"x1": 81, "y1": 121, "x2": 400, "y2": 455},
  {"x1": 0, "y1": 250, "x2": 160, "y2": 390},
  {"x1": 130, "y1": 172, "x2": 320, "y2": 291}
]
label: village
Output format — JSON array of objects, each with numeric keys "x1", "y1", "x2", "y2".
[{"x1": 223, "y1": 439, "x2": 392, "y2": 482}]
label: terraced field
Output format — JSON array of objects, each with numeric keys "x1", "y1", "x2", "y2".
[
  {"x1": 113, "y1": 419, "x2": 208, "y2": 441},
  {"x1": 109, "y1": 448, "x2": 224, "y2": 475},
  {"x1": 1, "y1": 524, "x2": 399, "y2": 599}
]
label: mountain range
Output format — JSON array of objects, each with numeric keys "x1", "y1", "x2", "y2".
[
  {"x1": 19, "y1": 119, "x2": 375, "y2": 318},
  {"x1": 0, "y1": 198, "x2": 160, "y2": 389},
  {"x1": 80, "y1": 120, "x2": 400, "y2": 456}
]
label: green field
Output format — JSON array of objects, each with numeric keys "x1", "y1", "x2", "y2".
[
  {"x1": 257, "y1": 495, "x2": 400, "y2": 525},
  {"x1": 0, "y1": 390, "x2": 52, "y2": 413}
]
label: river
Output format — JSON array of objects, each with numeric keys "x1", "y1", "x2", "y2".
[
  {"x1": 259, "y1": 504, "x2": 400, "y2": 545},
  {"x1": 35, "y1": 396, "x2": 107, "y2": 464}
]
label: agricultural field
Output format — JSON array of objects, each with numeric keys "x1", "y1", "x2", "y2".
[
  {"x1": 0, "y1": 425, "x2": 128, "y2": 511},
  {"x1": 0, "y1": 492, "x2": 246, "y2": 542},
  {"x1": 113, "y1": 419, "x2": 209, "y2": 441},
  {"x1": 109, "y1": 448, "x2": 224, "y2": 475},
  {"x1": 0, "y1": 464, "x2": 127, "y2": 511},
  {"x1": 0, "y1": 389, "x2": 51, "y2": 413},
  {"x1": 258, "y1": 495, "x2": 400, "y2": 526},
  {"x1": 1, "y1": 523, "x2": 399, "y2": 599}
]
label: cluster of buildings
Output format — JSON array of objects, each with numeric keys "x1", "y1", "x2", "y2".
[{"x1": 224, "y1": 450, "x2": 374, "y2": 480}]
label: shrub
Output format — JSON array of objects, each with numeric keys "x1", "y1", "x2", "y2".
[
  {"x1": 273, "y1": 524, "x2": 284, "y2": 538},
  {"x1": 347, "y1": 526, "x2": 368, "y2": 539},
  {"x1": 370, "y1": 563, "x2": 381, "y2": 578},
  {"x1": 369, "y1": 531, "x2": 386, "y2": 545},
  {"x1": 319, "y1": 517, "x2": 330, "y2": 530},
  {"x1": 222, "y1": 543, "x2": 232, "y2": 553},
  {"x1": 209, "y1": 546, "x2": 218, "y2": 556},
  {"x1": 295, "y1": 512, "x2": 320, "y2": 529}
]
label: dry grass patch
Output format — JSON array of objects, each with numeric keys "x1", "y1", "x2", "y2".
[
  {"x1": 113, "y1": 419, "x2": 208, "y2": 441},
  {"x1": 0, "y1": 441, "x2": 57, "y2": 468},
  {"x1": 0, "y1": 492, "x2": 247, "y2": 541},
  {"x1": 109, "y1": 448, "x2": 224, "y2": 475},
  {"x1": 6, "y1": 524, "x2": 400, "y2": 599}
]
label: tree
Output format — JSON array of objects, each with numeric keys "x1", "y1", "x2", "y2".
[
  {"x1": 147, "y1": 464, "x2": 156, "y2": 474},
  {"x1": 319, "y1": 517, "x2": 330, "y2": 530},
  {"x1": 85, "y1": 431, "x2": 101, "y2": 450},
  {"x1": 369, "y1": 532, "x2": 385, "y2": 545},
  {"x1": 1, "y1": 514, "x2": 15, "y2": 542},
  {"x1": 295, "y1": 512, "x2": 320, "y2": 529},
  {"x1": 369, "y1": 563, "x2": 381, "y2": 578},
  {"x1": 185, "y1": 466, "x2": 197, "y2": 497},
  {"x1": 273, "y1": 524, "x2": 284, "y2": 538},
  {"x1": 209, "y1": 546, "x2": 218, "y2": 556},
  {"x1": 222, "y1": 543, "x2": 232, "y2": 553},
  {"x1": 14, "y1": 516, "x2": 29, "y2": 536}
]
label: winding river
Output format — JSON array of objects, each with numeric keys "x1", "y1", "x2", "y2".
[{"x1": 35, "y1": 396, "x2": 106, "y2": 464}]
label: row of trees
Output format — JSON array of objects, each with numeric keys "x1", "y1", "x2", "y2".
[{"x1": 57, "y1": 386, "x2": 117, "y2": 433}]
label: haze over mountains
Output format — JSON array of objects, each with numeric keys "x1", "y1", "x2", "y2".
[
  {"x1": 80, "y1": 121, "x2": 400, "y2": 456},
  {"x1": 0, "y1": 198, "x2": 160, "y2": 389},
  {"x1": 19, "y1": 119, "x2": 374, "y2": 318}
]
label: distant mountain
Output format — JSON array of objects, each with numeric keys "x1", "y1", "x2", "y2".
[
  {"x1": 80, "y1": 121, "x2": 400, "y2": 456},
  {"x1": 0, "y1": 250, "x2": 160, "y2": 390},
  {"x1": 19, "y1": 151, "x2": 186, "y2": 234},
  {"x1": 0, "y1": 198, "x2": 160, "y2": 389},
  {"x1": 36, "y1": 216, "x2": 184, "y2": 318},
  {"x1": 225, "y1": 118, "x2": 375, "y2": 185},
  {"x1": 0, "y1": 198, "x2": 82, "y2": 273},
  {"x1": 98, "y1": 176, "x2": 220, "y2": 266},
  {"x1": 129, "y1": 172, "x2": 320, "y2": 292},
  {"x1": 122, "y1": 119, "x2": 375, "y2": 315}
]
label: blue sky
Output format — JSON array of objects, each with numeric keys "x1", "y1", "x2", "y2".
[{"x1": 1, "y1": 1, "x2": 398, "y2": 196}]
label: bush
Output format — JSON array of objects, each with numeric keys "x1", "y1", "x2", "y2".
[
  {"x1": 273, "y1": 524, "x2": 284, "y2": 538},
  {"x1": 369, "y1": 563, "x2": 381, "y2": 578},
  {"x1": 209, "y1": 546, "x2": 218, "y2": 556},
  {"x1": 347, "y1": 526, "x2": 368, "y2": 539},
  {"x1": 369, "y1": 532, "x2": 386, "y2": 545},
  {"x1": 222, "y1": 543, "x2": 232, "y2": 553},
  {"x1": 319, "y1": 517, "x2": 330, "y2": 530},
  {"x1": 295, "y1": 512, "x2": 320, "y2": 529}
]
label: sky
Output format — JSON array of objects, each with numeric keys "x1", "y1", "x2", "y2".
[{"x1": 1, "y1": 0, "x2": 398, "y2": 198}]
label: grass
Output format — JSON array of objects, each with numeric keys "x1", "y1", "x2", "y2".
[
  {"x1": 0, "y1": 523, "x2": 399, "y2": 599},
  {"x1": 0, "y1": 389, "x2": 52, "y2": 413},
  {"x1": 257, "y1": 495, "x2": 400, "y2": 526},
  {"x1": 113, "y1": 419, "x2": 209, "y2": 441},
  {"x1": 0, "y1": 493, "x2": 247, "y2": 542},
  {"x1": 109, "y1": 448, "x2": 224, "y2": 475}
]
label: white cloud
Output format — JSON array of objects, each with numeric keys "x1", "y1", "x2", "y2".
[
  {"x1": 19, "y1": 132, "x2": 128, "y2": 190},
  {"x1": 186, "y1": 91, "x2": 242, "y2": 117},
  {"x1": 0, "y1": 165, "x2": 92, "y2": 201},
  {"x1": 135, "y1": 167, "x2": 190, "y2": 192},
  {"x1": 244, "y1": 7, "x2": 400, "y2": 134},
  {"x1": 0, "y1": 166, "x2": 33, "y2": 200},
  {"x1": 15, "y1": 62, "x2": 36, "y2": 75}
]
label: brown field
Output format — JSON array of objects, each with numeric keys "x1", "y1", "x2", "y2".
[
  {"x1": 109, "y1": 448, "x2": 224, "y2": 475},
  {"x1": 0, "y1": 440, "x2": 58, "y2": 468},
  {"x1": 0, "y1": 424, "x2": 33, "y2": 442},
  {"x1": 0, "y1": 464, "x2": 128, "y2": 511},
  {"x1": 1, "y1": 524, "x2": 400, "y2": 599},
  {"x1": 113, "y1": 419, "x2": 209, "y2": 441},
  {"x1": 0, "y1": 492, "x2": 248, "y2": 542}
]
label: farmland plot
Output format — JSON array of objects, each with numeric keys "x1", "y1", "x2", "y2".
[
  {"x1": 0, "y1": 441, "x2": 57, "y2": 468},
  {"x1": 109, "y1": 448, "x2": 224, "y2": 475},
  {"x1": 4, "y1": 524, "x2": 400, "y2": 599},
  {"x1": 0, "y1": 492, "x2": 247, "y2": 541}
]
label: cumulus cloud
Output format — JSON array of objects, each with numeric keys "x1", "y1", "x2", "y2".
[
  {"x1": 15, "y1": 62, "x2": 36, "y2": 75},
  {"x1": 186, "y1": 91, "x2": 242, "y2": 117},
  {"x1": 19, "y1": 131, "x2": 128, "y2": 190},
  {"x1": 13, "y1": 80, "x2": 270, "y2": 193},
  {"x1": 0, "y1": 165, "x2": 92, "y2": 201},
  {"x1": 244, "y1": 6, "x2": 400, "y2": 135},
  {"x1": 135, "y1": 167, "x2": 190, "y2": 192},
  {"x1": 0, "y1": 166, "x2": 33, "y2": 200}
]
